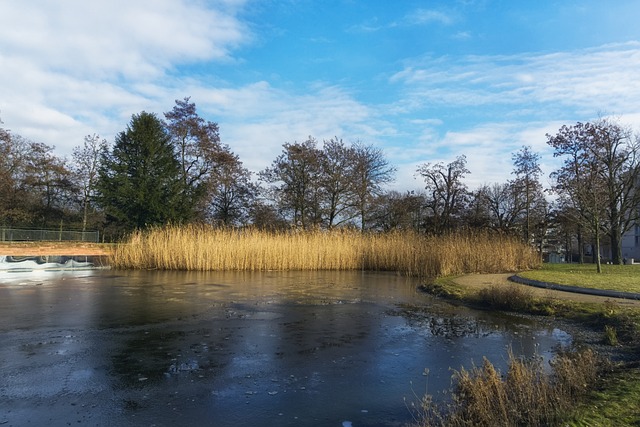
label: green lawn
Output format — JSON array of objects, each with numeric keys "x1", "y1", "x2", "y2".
[
  {"x1": 519, "y1": 263, "x2": 640, "y2": 293},
  {"x1": 568, "y1": 367, "x2": 640, "y2": 427},
  {"x1": 519, "y1": 263, "x2": 640, "y2": 427}
]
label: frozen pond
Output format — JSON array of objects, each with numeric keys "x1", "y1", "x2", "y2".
[{"x1": 0, "y1": 269, "x2": 571, "y2": 426}]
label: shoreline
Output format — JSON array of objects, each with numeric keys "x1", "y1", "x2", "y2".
[
  {"x1": 447, "y1": 272, "x2": 640, "y2": 307},
  {"x1": 0, "y1": 242, "x2": 112, "y2": 256}
]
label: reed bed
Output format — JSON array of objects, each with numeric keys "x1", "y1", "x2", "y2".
[
  {"x1": 110, "y1": 225, "x2": 540, "y2": 277},
  {"x1": 416, "y1": 348, "x2": 602, "y2": 427}
]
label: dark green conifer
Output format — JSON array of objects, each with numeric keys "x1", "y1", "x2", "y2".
[{"x1": 98, "y1": 111, "x2": 187, "y2": 233}]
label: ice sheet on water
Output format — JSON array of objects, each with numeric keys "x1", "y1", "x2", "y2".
[{"x1": 167, "y1": 359, "x2": 199, "y2": 374}]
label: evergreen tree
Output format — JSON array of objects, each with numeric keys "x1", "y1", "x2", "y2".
[{"x1": 98, "y1": 112, "x2": 186, "y2": 234}]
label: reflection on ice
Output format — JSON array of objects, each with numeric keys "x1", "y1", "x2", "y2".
[
  {"x1": 167, "y1": 358, "x2": 200, "y2": 375},
  {"x1": 0, "y1": 255, "x2": 95, "y2": 272}
]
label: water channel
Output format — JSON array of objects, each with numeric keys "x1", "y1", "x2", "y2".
[{"x1": 0, "y1": 269, "x2": 572, "y2": 426}]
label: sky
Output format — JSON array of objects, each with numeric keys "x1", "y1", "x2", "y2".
[{"x1": 2, "y1": 0, "x2": 640, "y2": 192}]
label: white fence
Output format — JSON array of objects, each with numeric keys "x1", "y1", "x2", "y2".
[{"x1": 0, "y1": 227, "x2": 99, "y2": 243}]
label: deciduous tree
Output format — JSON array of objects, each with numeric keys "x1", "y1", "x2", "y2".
[
  {"x1": 24, "y1": 141, "x2": 75, "y2": 227},
  {"x1": 416, "y1": 155, "x2": 470, "y2": 233},
  {"x1": 511, "y1": 146, "x2": 543, "y2": 242},
  {"x1": 478, "y1": 182, "x2": 521, "y2": 232},
  {"x1": 319, "y1": 138, "x2": 358, "y2": 228},
  {"x1": 208, "y1": 149, "x2": 257, "y2": 226},
  {"x1": 350, "y1": 142, "x2": 396, "y2": 231},
  {"x1": 164, "y1": 97, "x2": 223, "y2": 220},
  {"x1": 259, "y1": 138, "x2": 324, "y2": 229},
  {"x1": 72, "y1": 134, "x2": 107, "y2": 231},
  {"x1": 547, "y1": 118, "x2": 640, "y2": 265},
  {"x1": 368, "y1": 190, "x2": 425, "y2": 231}
]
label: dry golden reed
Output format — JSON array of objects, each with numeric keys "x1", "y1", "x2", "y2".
[
  {"x1": 417, "y1": 348, "x2": 601, "y2": 427},
  {"x1": 110, "y1": 225, "x2": 540, "y2": 277}
]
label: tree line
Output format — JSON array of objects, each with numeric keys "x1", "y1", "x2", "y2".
[{"x1": 1, "y1": 99, "x2": 639, "y2": 265}]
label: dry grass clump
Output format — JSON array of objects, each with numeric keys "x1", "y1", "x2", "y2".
[
  {"x1": 110, "y1": 225, "x2": 540, "y2": 276},
  {"x1": 477, "y1": 285, "x2": 536, "y2": 312},
  {"x1": 416, "y1": 348, "x2": 602, "y2": 427}
]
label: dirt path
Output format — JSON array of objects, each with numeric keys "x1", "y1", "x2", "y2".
[
  {"x1": 0, "y1": 242, "x2": 112, "y2": 256},
  {"x1": 452, "y1": 273, "x2": 640, "y2": 307}
]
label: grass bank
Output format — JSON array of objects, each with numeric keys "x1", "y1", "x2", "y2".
[
  {"x1": 110, "y1": 225, "x2": 540, "y2": 277},
  {"x1": 420, "y1": 267, "x2": 640, "y2": 426},
  {"x1": 519, "y1": 263, "x2": 640, "y2": 293},
  {"x1": 566, "y1": 365, "x2": 640, "y2": 426}
]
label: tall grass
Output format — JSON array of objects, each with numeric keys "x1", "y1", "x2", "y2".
[
  {"x1": 110, "y1": 225, "x2": 540, "y2": 277},
  {"x1": 416, "y1": 348, "x2": 602, "y2": 427}
]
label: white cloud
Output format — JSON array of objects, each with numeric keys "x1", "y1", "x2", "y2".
[
  {"x1": 389, "y1": 119, "x2": 571, "y2": 193},
  {"x1": 0, "y1": 1, "x2": 249, "y2": 79},
  {"x1": 197, "y1": 83, "x2": 378, "y2": 175},
  {"x1": 1, "y1": 0, "x2": 639, "y2": 202},
  {"x1": 381, "y1": 42, "x2": 640, "y2": 190},
  {"x1": 406, "y1": 9, "x2": 454, "y2": 26},
  {"x1": 391, "y1": 42, "x2": 640, "y2": 116},
  {"x1": 452, "y1": 31, "x2": 472, "y2": 40},
  {"x1": 0, "y1": 0, "x2": 251, "y2": 154}
]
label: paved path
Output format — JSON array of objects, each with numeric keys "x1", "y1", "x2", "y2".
[
  {"x1": 509, "y1": 274, "x2": 640, "y2": 301},
  {"x1": 451, "y1": 273, "x2": 640, "y2": 307}
]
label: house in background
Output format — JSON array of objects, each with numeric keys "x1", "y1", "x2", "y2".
[{"x1": 621, "y1": 223, "x2": 640, "y2": 263}]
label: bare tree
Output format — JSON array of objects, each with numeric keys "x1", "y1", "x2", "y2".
[
  {"x1": 259, "y1": 138, "x2": 323, "y2": 229},
  {"x1": 511, "y1": 146, "x2": 543, "y2": 242},
  {"x1": 547, "y1": 118, "x2": 640, "y2": 265},
  {"x1": 548, "y1": 122, "x2": 610, "y2": 272},
  {"x1": 208, "y1": 149, "x2": 257, "y2": 226},
  {"x1": 416, "y1": 155, "x2": 470, "y2": 233},
  {"x1": 351, "y1": 142, "x2": 396, "y2": 231},
  {"x1": 477, "y1": 182, "x2": 520, "y2": 232},
  {"x1": 554, "y1": 195, "x2": 586, "y2": 263},
  {"x1": 368, "y1": 190, "x2": 425, "y2": 231},
  {"x1": 72, "y1": 134, "x2": 107, "y2": 231},
  {"x1": 320, "y1": 138, "x2": 358, "y2": 228},
  {"x1": 22, "y1": 141, "x2": 75, "y2": 228},
  {"x1": 164, "y1": 97, "x2": 223, "y2": 220},
  {"x1": 0, "y1": 122, "x2": 14, "y2": 223}
]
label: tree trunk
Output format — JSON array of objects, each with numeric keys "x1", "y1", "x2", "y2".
[
  {"x1": 609, "y1": 225, "x2": 622, "y2": 265},
  {"x1": 82, "y1": 196, "x2": 89, "y2": 233},
  {"x1": 594, "y1": 224, "x2": 602, "y2": 273},
  {"x1": 577, "y1": 228, "x2": 584, "y2": 264}
]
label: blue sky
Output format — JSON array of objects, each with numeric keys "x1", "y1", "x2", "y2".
[{"x1": 2, "y1": 0, "x2": 640, "y2": 191}]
